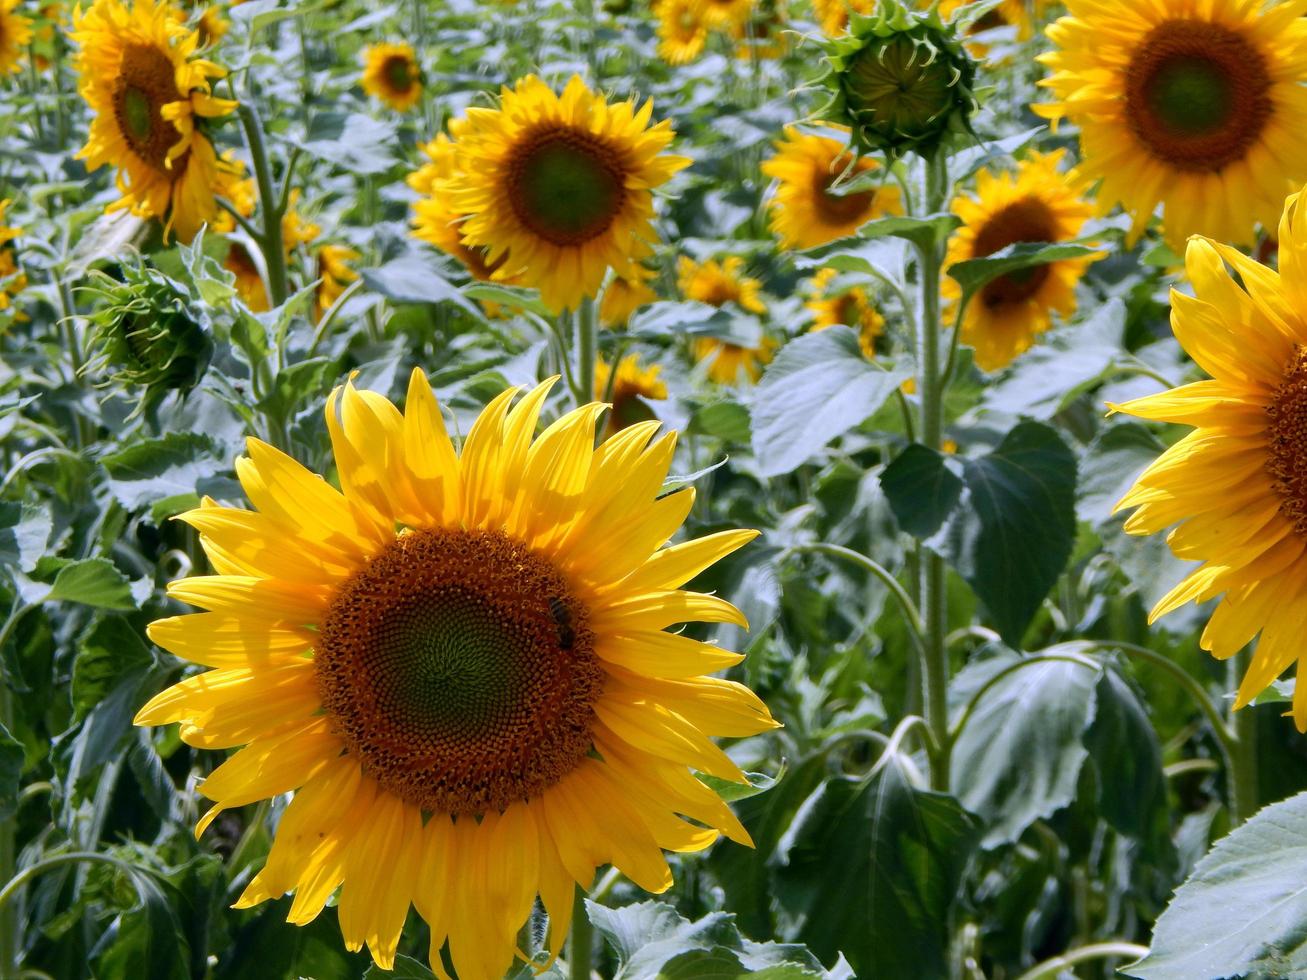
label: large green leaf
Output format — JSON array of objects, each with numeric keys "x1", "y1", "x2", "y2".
[
  {"x1": 0, "y1": 502, "x2": 51, "y2": 574},
  {"x1": 749, "y1": 326, "x2": 911, "y2": 477},
  {"x1": 45, "y1": 559, "x2": 137, "y2": 611},
  {"x1": 71, "y1": 617, "x2": 155, "y2": 723},
  {"x1": 298, "y1": 112, "x2": 398, "y2": 174},
  {"x1": 1126, "y1": 788, "x2": 1307, "y2": 979},
  {"x1": 880, "y1": 445, "x2": 963, "y2": 539},
  {"x1": 361, "y1": 255, "x2": 481, "y2": 315},
  {"x1": 100, "y1": 433, "x2": 223, "y2": 513},
  {"x1": 949, "y1": 648, "x2": 1102, "y2": 847},
  {"x1": 773, "y1": 757, "x2": 981, "y2": 979},
  {"x1": 1076, "y1": 422, "x2": 1165, "y2": 527},
  {"x1": 0, "y1": 720, "x2": 25, "y2": 820},
  {"x1": 934, "y1": 421, "x2": 1077, "y2": 644},
  {"x1": 947, "y1": 242, "x2": 1101, "y2": 312}
]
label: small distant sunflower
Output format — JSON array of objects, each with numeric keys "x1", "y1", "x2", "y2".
[
  {"x1": 600, "y1": 265, "x2": 659, "y2": 328},
  {"x1": 654, "y1": 0, "x2": 707, "y2": 65},
  {"x1": 194, "y1": 5, "x2": 226, "y2": 46},
  {"x1": 677, "y1": 255, "x2": 766, "y2": 314},
  {"x1": 761, "y1": 126, "x2": 904, "y2": 250},
  {"x1": 0, "y1": 0, "x2": 33, "y2": 73},
  {"x1": 942, "y1": 150, "x2": 1098, "y2": 371},
  {"x1": 734, "y1": 3, "x2": 787, "y2": 59},
  {"x1": 806, "y1": 267, "x2": 885, "y2": 358},
  {"x1": 361, "y1": 42, "x2": 422, "y2": 112},
  {"x1": 446, "y1": 74, "x2": 689, "y2": 312},
  {"x1": 700, "y1": 0, "x2": 753, "y2": 31},
  {"x1": 595, "y1": 353, "x2": 668, "y2": 435},
  {"x1": 939, "y1": 0, "x2": 1032, "y2": 52},
  {"x1": 692, "y1": 336, "x2": 776, "y2": 384},
  {"x1": 1112, "y1": 186, "x2": 1307, "y2": 729},
  {"x1": 0, "y1": 200, "x2": 27, "y2": 317},
  {"x1": 1036, "y1": 0, "x2": 1307, "y2": 248},
  {"x1": 72, "y1": 0, "x2": 240, "y2": 241},
  {"x1": 225, "y1": 242, "x2": 266, "y2": 310},
  {"x1": 136, "y1": 371, "x2": 775, "y2": 978},
  {"x1": 315, "y1": 243, "x2": 359, "y2": 322},
  {"x1": 811, "y1": 0, "x2": 872, "y2": 37}
]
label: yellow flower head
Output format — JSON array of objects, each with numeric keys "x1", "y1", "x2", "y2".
[
  {"x1": 600, "y1": 265, "x2": 659, "y2": 328},
  {"x1": 699, "y1": 0, "x2": 753, "y2": 31},
  {"x1": 0, "y1": 200, "x2": 26, "y2": 315},
  {"x1": 654, "y1": 0, "x2": 708, "y2": 65},
  {"x1": 135, "y1": 371, "x2": 775, "y2": 979},
  {"x1": 196, "y1": 5, "x2": 227, "y2": 45},
  {"x1": 0, "y1": 0, "x2": 34, "y2": 73},
  {"x1": 938, "y1": 0, "x2": 1033, "y2": 57},
  {"x1": 805, "y1": 267, "x2": 885, "y2": 359},
  {"x1": 72, "y1": 0, "x2": 240, "y2": 241},
  {"x1": 314, "y1": 243, "x2": 359, "y2": 321},
  {"x1": 1111, "y1": 185, "x2": 1307, "y2": 730},
  {"x1": 444, "y1": 74, "x2": 690, "y2": 312},
  {"x1": 361, "y1": 42, "x2": 422, "y2": 112},
  {"x1": 761, "y1": 126, "x2": 904, "y2": 250},
  {"x1": 692, "y1": 335, "x2": 777, "y2": 384},
  {"x1": 595, "y1": 353, "x2": 669, "y2": 435},
  {"x1": 942, "y1": 150, "x2": 1098, "y2": 371},
  {"x1": 1036, "y1": 0, "x2": 1307, "y2": 248},
  {"x1": 224, "y1": 241, "x2": 267, "y2": 311},
  {"x1": 811, "y1": 0, "x2": 872, "y2": 37},
  {"x1": 677, "y1": 255, "x2": 766, "y2": 315}
]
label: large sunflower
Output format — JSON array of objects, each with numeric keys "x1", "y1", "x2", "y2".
[
  {"x1": 654, "y1": 0, "x2": 708, "y2": 66},
  {"x1": 1112, "y1": 186, "x2": 1307, "y2": 729},
  {"x1": 444, "y1": 74, "x2": 689, "y2": 312},
  {"x1": 0, "y1": 0, "x2": 33, "y2": 74},
  {"x1": 761, "y1": 125, "x2": 904, "y2": 250},
  {"x1": 136, "y1": 371, "x2": 774, "y2": 978},
  {"x1": 1036, "y1": 0, "x2": 1307, "y2": 248},
  {"x1": 72, "y1": 0, "x2": 240, "y2": 241},
  {"x1": 361, "y1": 42, "x2": 422, "y2": 112},
  {"x1": 942, "y1": 150, "x2": 1098, "y2": 371}
]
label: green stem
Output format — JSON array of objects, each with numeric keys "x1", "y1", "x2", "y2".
[
  {"x1": 1229, "y1": 647, "x2": 1259, "y2": 826},
  {"x1": 567, "y1": 885, "x2": 593, "y2": 980},
  {"x1": 0, "y1": 852, "x2": 139, "y2": 919},
  {"x1": 0, "y1": 601, "x2": 37, "y2": 977},
  {"x1": 575, "y1": 298, "x2": 597, "y2": 409},
  {"x1": 236, "y1": 102, "x2": 289, "y2": 307},
  {"x1": 915, "y1": 151, "x2": 951, "y2": 791},
  {"x1": 1013, "y1": 942, "x2": 1150, "y2": 980}
]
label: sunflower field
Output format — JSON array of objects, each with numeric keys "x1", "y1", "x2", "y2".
[{"x1": 9, "y1": 0, "x2": 1307, "y2": 976}]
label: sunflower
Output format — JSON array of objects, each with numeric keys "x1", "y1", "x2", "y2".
[
  {"x1": 135, "y1": 371, "x2": 775, "y2": 978},
  {"x1": 734, "y1": 1, "x2": 787, "y2": 59},
  {"x1": 1109, "y1": 186, "x2": 1307, "y2": 729},
  {"x1": 692, "y1": 336, "x2": 776, "y2": 384},
  {"x1": 654, "y1": 0, "x2": 707, "y2": 65},
  {"x1": 700, "y1": 0, "x2": 753, "y2": 31},
  {"x1": 0, "y1": 200, "x2": 26, "y2": 317},
  {"x1": 939, "y1": 0, "x2": 1033, "y2": 46},
  {"x1": 72, "y1": 0, "x2": 240, "y2": 241},
  {"x1": 1036, "y1": 0, "x2": 1307, "y2": 248},
  {"x1": 761, "y1": 126, "x2": 904, "y2": 250},
  {"x1": 677, "y1": 255, "x2": 766, "y2": 314},
  {"x1": 811, "y1": 0, "x2": 872, "y2": 37},
  {"x1": 595, "y1": 353, "x2": 668, "y2": 436},
  {"x1": 942, "y1": 150, "x2": 1098, "y2": 371},
  {"x1": 313, "y1": 244, "x2": 359, "y2": 322},
  {"x1": 361, "y1": 42, "x2": 422, "y2": 112},
  {"x1": 192, "y1": 4, "x2": 226, "y2": 46},
  {"x1": 445, "y1": 74, "x2": 689, "y2": 312},
  {"x1": 600, "y1": 265, "x2": 659, "y2": 328},
  {"x1": 806, "y1": 267, "x2": 885, "y2": 359},
  {"x1": 223, "y1": 191, "x2": 319, "y2": 311},
  {"x1": 0, "y1": 0, "x2": 33, "y2": 73}
]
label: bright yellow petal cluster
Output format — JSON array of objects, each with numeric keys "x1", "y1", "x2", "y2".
[
  {"x1": 1036, "y1": 0, "x2": 1307, "y2": 248},
  {"x1": 810, "y1": 0, "x2": 871, "y2": 37},
  {"x1": 699, "y1": 0, "x2": 753, "y2": 31},
  {"x1": 361, "y1": 42, "x2": 422, "y2": 112},
  {"x1": 806, "y1": 267, "x2": 885, "y2": 359},
  {"x1": 314, "y1": 243, "x2": 358, "y2": 321},
  {"x1": 654, "y1": 0, "x2": 708, "y2": 64},
  {"x1": 600, "y1": 265, "x2": 659, "y2": 327},
  {"x1": 0, "y1": 199, "x2": 26, "y2": 315},
  {"x1": 942, "y1": 150, "x2": 1098, "y2": 371},
  {"x1": 442, "y1": 74, "x2": 690, "y2": 312},
  {"x1": 72, "y1": 0, "x2": 240, "y2": 241},
  {"x1": 0, "y1": 0, "x2": 34, "y2": 73},
  {"x1": 678, "y1": 255, "x2": 766, "y2": 314},
  {"x1": 135, "y1": 370, "x2": 774, "y2": 979},
  {"x1": 762, "y1": 126, "x2": 904, "y2": 250},
  {"x1": 692, "y1": 336, "x2": 776, "y2": 384},
  {"x1": 1113, "y1": 185, "x2": 1307, "y2": 730}
]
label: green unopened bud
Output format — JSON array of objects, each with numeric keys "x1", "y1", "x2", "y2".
[
  {"x1": 84, "y1": 262, "x2": 212, "y2": 410},
  {"x1": 821, "y1": 0, "x2": 978, "y2": 159}
]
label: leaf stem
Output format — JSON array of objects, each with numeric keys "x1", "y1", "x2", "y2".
[
  {"x1": 1228, "y1": 647, "x2": 1259, "y2": 826},
  {"x1": 567, "y1": 885, "x2": 593, "y2": 980},
  {"x1": 1014, "y1": 942, "x2": 1149, "y2": 980},
  {"x1": 575, "y1": 298, "x2": 597, "y2": 409}
]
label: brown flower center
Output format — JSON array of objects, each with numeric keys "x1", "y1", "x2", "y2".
[
  {"x1": 970, "y1": 196, "x2": 1058, "y2": 308},
  {"x1": 507, "y1": 125, "x2": 627, "y2": 247},
  {"x1": 1124, "y1": 19, "x2": 1272, "y2": 173},
  {"x1": 383, "y1": 54, "x2": 415, "y2": 93},
  {"x1": 1266, "y1": 346, "x2": 1307, "y2": 534},
  {"x1": 813, "y1": 158, "x2": 876, "y2": 228},
  {"x1": 315, "y1": 528, "x2": 603, "y2": 816},
  {"x1": 112, "y1": 43, "x2": 186, "y2": 173}
]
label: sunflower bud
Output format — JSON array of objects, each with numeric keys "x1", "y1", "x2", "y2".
[
  {"x1": 85, "y1": 262, "x2": 212, "y2": 408},
  {"x1": 821, "y1": 0, "x2": 977, "y2": 159}
]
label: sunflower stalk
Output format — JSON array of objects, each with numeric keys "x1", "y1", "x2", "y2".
[
  {"x1": 1229, "y1": 647, "x2": 1259, "y2": 826},
  {"x1": 575, "y1": 298, "x2": 597, "y2": 409},
  {"x1": 567, "y1": 885, "x2": 594, "y2": 980},
  {"x1": 235, "y1": 101, "x2": 289, "y2": 308}
]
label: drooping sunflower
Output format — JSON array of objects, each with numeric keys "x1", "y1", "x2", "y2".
[
  {"x1": 942, "y1": 150, "x2": 1098, "y2": 371},
  {"x1": 135, "y1": 371, "x2": 775, "y2": 978},
  {"x1": 445, "y1": 74, "x2": 689, "y2": 312},
  {"x1": 806, "y1": 267, "x2": 885, "y2": 359},
  {"x1": 677, "y1": 255, "x2": 766, "y2": 314},
  {"x1": 811, "y1": 0, "x2": 872, "y2": 37},
  {"x1": 761, "y1": 125, "x2": 904, "y2": 250},
  {"x1": 1036, "y1": 0, "x2": 1307, "y2": 248},
  {"x1": 654, "y1": 0, "x2": 708, "y2": 65},
  {"x1": 72, "y1": 0, "x2": 240, "y2": 241},
  {"x1": 0, "y1": 0, "x2": 33, "y2": 73},
  {"x1": 361, "y1": 42, "x2": 422, "y2": 112},
  {"x1": 600, "y1": 265, "x2": 659, "y2": 328},
  {"x1": 595, "y1": 353, "x2": 668, "y2": 436},
  {"x1": 314, "y1": 243, "x2": 359, "y2": 322},
  {"x1": 1111, "y1": 186, "x2": 1307, "y2": 729}
]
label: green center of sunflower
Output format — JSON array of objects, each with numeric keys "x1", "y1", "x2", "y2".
[
  {"x1": 507, "y1": 127, "x2": 628, "y2": 247},
  {"x1": 384, "y1": 55, "x2": 414, "y2": 93},
  {"x1": 1124, "y1": 20, "x2": 1271, "y2": 173},
  {"x1": 970, "y1": 196, "x2": 1057, "y2": 308},
  {"x1": 1265, "y1": 347, "x2": 1307, "y2": 535},
  {"x1": 315, "y1": 527, "x2": 603, "y2": 816},
  {"x1": 112, "y1": 43, "x2": 186, "y2": 173}
]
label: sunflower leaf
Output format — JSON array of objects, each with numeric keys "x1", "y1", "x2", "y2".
[
  {"x1": 947, "y1": 241, "x2": 1101, "y2": 313},
  {"x1": 879, "y1": 444, "x2": 963, "y2": 539},
  {"x1": 43, "y1": 559, "x2": 137, "y2": 611}
]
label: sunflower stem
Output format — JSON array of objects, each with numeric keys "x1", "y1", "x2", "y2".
[
  {"x1": 915, "y1": 150, "x2": 952, "y2": 792},
  {"x1": 567, "y1": 885, "x2": 594, "y2": 980},
  {"x1": 576, "y1": 298, "x2": 598, "y2": 408},
  {"x1": 236, "y1": 101, "x2": 289, "y2": 308},
  {"x1": 1228, "y1": 647, "x2": 1259, "y2": 826}
]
